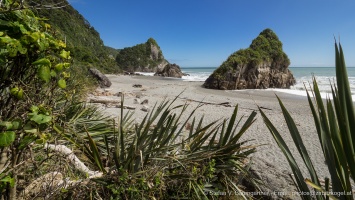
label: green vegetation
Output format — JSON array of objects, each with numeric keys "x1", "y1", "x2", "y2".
[
  {"x1": 0, "y1": 2, "x2": 72, "y2": 198},
  {"x1": 67, "y1": 96, "x2": 261, "y2": 199},
  {"x1": 115, "y1": 37, "x2": 166, "y2": 72},
  {"x1": 260, "y1": 42, "x2": 355, "y2": 199},
  {"x1": 212, "y1": 28, "x2": 290, "y2": 78},
  {"x1": 32, "y1": 0, "x2": 119, "y2": 73}
]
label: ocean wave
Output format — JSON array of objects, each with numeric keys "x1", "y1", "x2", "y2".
[
  {"x1": 135, "y1": 71, "x2": 355, "y2": 97},
  {"x1": 292, "y1": 75, "x2": 355, "y2": 94}
]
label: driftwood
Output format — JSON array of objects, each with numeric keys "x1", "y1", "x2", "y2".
[
  {"x1": 89, "y1": 98, "x2": 121, "y2": 104},
  {"x1": 178, "y1": 97, "x2": 272, "y2": 111},
  {"x1": 44, "y1": 144, "x2": 102, "y2": 177},
  {"x1": 178, "y1": 97, "x2": 232, "y2": 107},
  {"x1": 116, "y1": 104, "x2": 136, "y2": 110},
  {"x1": 21, "y1": 144, "x2": 104, "y2": 199}
]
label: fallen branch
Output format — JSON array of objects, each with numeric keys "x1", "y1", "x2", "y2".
[
  {"x1": 178, "y1": 97, "x2": 232, "y2": 107},
  {"x1": 44, "y1": 144, "x2": 102, "y2": 177},
  {"x1": 178, "y1": 97, "x2": 273, "y2": 111},
  {"x1": 89, "y1": 97, "x2": 121, "y2": 104},
  {"x1": 116, "y1": 104, "x2": 136, "y2": 110},
  {"x1": 21, "y1": 144, "x2": 105, "y2": 199}
]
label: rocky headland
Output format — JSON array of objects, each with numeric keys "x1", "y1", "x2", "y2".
[{"x1": 204, "y1": 29, "x2": 296, "y2": 90}]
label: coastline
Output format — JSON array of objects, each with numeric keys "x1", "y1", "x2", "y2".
[{"x1": 89, "y1": 74, "x2": 328, "y2": 198}]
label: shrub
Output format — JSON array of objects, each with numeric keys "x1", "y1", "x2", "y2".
[
  {"x1": 65, "y1": 96, "x2": 261, "y2": 199},
  {"x1": 0, "y1": 2, "x2": 72, "y2": 198}
]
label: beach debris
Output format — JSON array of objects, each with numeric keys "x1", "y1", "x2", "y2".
[
  {"x1": 141, "y1": 99, "x2": 149, "y2": 105},
  {"x1": 89, "y1": 68, "x2": 112, "y2": 88},
  {"x1": 135, "y1": 91, "x2": 144, "y2": 98},
  {"x1": 259, "y1": 106, "x2": 272, "y2": 111},
  {"x1": 141, "y1": 105, "x2": 150, "y2": 112},
  {"x1": 114, "y1": 92, "x2": 123, "y2": 97},
  {"x1": 133, "y1": 98, "x2": 141, "y2": 104},
  {"x1": 185, "y1": 122, "x2": 191, "y2": 130},
  {"x1": 116, "y1": 104, "x2": 136, "y2": 110},
  {"x1": 133, "y1": 84, "x2": 142, "y2": 88},
  {"x1": 178, "y1": 97, "x2": 232, "y2": 107},
  {"x1": 91, "y1": 90, "x2": 113, "y2": 96},
  {"x1": 219, "y1": 102, "x2": 232, "y2": 107},
  {"x1": 89, "y1": 97, "x2": 121, "y2": 104}
]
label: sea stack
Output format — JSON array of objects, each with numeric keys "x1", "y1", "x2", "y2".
[{"x1": 203, "y1": 28, "x2": 296, "y2": 90}]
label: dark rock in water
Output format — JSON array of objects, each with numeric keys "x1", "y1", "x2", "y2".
[
  {"x1": 154, "y1": 63, "x2": 184, "y2": 78},
  {"x1": 89, "y1": 68, "x2": 112, "y2": 88},
  {"x1": 203, "y1": 29, "x2": 296, "y2": 90}
]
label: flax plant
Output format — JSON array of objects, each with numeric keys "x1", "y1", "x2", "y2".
[
  {"x1": 259, "y1": 42, "x2": 355, "y2": 200},
  {"x1": 78, "y1": 95, "x2": 260, "y2": 199}
]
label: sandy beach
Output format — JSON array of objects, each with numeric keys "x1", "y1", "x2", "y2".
[{"x1": 88, "y1": 74, "x2": 328, "y2": 198}]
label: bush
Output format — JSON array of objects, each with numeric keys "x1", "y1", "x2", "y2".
[
  {"x1": 0, "y1": 1, "x2": 72, "y2": 199},
  {"x1": 63, "y1": 96, "x2": 261, "y2": 199}
]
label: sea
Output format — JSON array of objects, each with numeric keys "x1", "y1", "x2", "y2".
[{"x1": 137, "y1": 67, "x2": 355, "y2": 99}]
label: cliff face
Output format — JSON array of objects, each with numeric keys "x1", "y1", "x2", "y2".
[
  {"x1": 203, "y1": 29, "x2": 295, "y2": 90},
  {"x1": 115, "y1": 38, "x2": 169, "y2": 72}
]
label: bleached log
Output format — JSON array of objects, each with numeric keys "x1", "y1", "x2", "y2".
[
  {"x1": 116, "y1": 104, "x2": 136, "y2": 110},
  {"x1": 44, "y1": 144, "x2": 102, "y2": 177},
  {"x1": 20, "y1": 144, "x2": 105, "y2": 199},
  {"x1": 89, "y1": 98, "x2": 121, "y2": 104}
]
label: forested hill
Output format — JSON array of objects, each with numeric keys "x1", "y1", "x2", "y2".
[
  {"x1": 33, "y1": 1, "x2": 120, "y2": 73},
  {"x1": 115, "y1": 38, "x2": 169, "y2": 72}
]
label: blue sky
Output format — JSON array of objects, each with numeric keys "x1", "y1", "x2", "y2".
[{"x1": 69, "y1": 0, "x2": 355, "y2": 67}]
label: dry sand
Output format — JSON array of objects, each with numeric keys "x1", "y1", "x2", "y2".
[{"x1": 88, "y1": 74, "x2": 329, "y2": 199}]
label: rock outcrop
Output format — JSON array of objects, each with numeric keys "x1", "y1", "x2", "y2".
[
  {"x1": 154, "y1": 63, "x2": 184, "y2": 78},
  {"x1": 89, "y1": 68, "x2": 112, "y2": 88},
  {"x1": 204, "y1": 29, "x2": 295, "y2": 90},
  {"x1": 115, "y1": 38, "x2": 169, "y2": 72}
]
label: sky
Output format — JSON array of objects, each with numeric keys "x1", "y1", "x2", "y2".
[{"x1": 69, "y1": 0, "x2": 355, "y2": 68}]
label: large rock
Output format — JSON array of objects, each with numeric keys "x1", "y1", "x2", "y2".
[
  {"x1": 204, "y1": 29, "x2": 296, "y2": 90},
  {"x1": 154, "y1": 63, "x2": 184, "y2": 78},
  {"x1": 89, "y1": 68, "x2": 112, "y2": 88}
]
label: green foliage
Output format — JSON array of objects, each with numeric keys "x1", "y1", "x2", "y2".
[
  {"x1": 259, "y1": 42, "x2": 355, "y2": 199},
  {"x1": 66, "y1": 95, "x2": 260, "y2": 199},
  {"x1": 0, "y1": 2, "x2": 72, "y2": 198},
  {"x1": 115, "y1": 38, "x2": 165, "y2": 72},
  {"x1": 32, "y1": 0, "x2": 120, "y2": 73}
]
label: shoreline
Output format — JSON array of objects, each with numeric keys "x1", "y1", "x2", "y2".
[{"x1": 89, "y1": 74, "x2": 328, "y2": 198}]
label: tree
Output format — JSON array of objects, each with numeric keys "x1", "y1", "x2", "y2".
[{"x1": 0, "y1": 0, "x2": 68, "y2": 13}]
